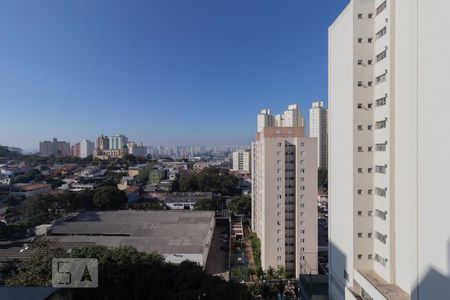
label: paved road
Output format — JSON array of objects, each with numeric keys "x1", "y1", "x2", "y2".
[{"x1": 205, "y1": 222, "x2": 229, "y2": 279}]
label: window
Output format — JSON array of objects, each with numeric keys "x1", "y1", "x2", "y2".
[
  {"x1": 368, "y1": 13, "x2": 373, "y2": 18},
  {"x1": 357, "y1": 211, "x2": 363, "y2": 216},
  {"x1": 357, "y1": 103, "x2": 363, "y2": 108},
  {"x1": 358, "y1": 81, "x2": 363, "y2": 87},
  {"x1": 376, "y1": 27, "x2": 387, "y2": 40},
  {"x1": 375, "y1": 231, "x2": 387, "y2": 244},
  {"x1": 358, "y1": 13, "x2": 363, "y2": 19},
  {"x1": 376, "y1": 1, "x2": 387, "y2": 15},
  {"x1": 368, "y1": 38, "x2": 373, "y2": 43},
  {"x1": 375, "y1": 253, "x2": 387, "y2": 266},
  {"x1": 358, "y1": 146, "x2": 363, "y2": 152},
  {"x1": 375, "y1": 209, "x2": 387, "y2": 220},
  {"x1": 358, "y1": 254, "x2": 363, "y2": 260},
  {"x1": 358, "y1": 189, "x2": 363, "y2": 195},
  {"x1": 358, "y1": 38, "x2": 363, "y2": 43},
  {"x1": 376, "y1": 72, "x2": 387, "y2": 84},
  {"x1": 358, "y1": 59, "x2": 363, "y2": 65},
  {"x1": 368, "y1": 81, "x2": 373, "y2": 86},
  {"x1": 376, "y1": 96, "x2": 387, "y2": 106},
  {"x1": 376, "y1": 50, "x2": 387, "y2": 62},
  {"x1": 368, "y1": 168, "x2": 373, "y2": 174},
  {"x1": 368, "y1": 189, "x2": 373, "y2": 194},
  {"x1": 358, "y1": 233, "x2": 363, "y2": 238},
  {"x1": 358, "y1": 168, "x2": 363, "y2": 173},
  {"x1": 368, "y1": 125, "x2": 373, "y2": 130},
  {"x1": 358, "y1": 125, "x2": 363, "y2": 131},
  {"x1": 368, "y1": 233, "x2": 373, "y2": 238},
  {"x1": 375, "y1": 165, "x2": 387, "y2": 174},
  {"x1": 368, "y1": 146, "x2": 373, "y2": 152},
  {"x1": 368, "y1": 59, "x2": 373, "y2": 65},
  {"x1": 368, "y1": 103, "x2": 373, "y2": 109},
  {"x1": 376, "y1": 119, "x2": 387, "y2": 129},
  {"x1": 277, "y1": 143, "x2": 282, "y2": 147},
  {"x1": 375, "y1": 187, "x2": 387, "y2": 197},
  {"x1": 368, "y1": 211, "x2": 373, "y2": 216},
  {"x1": 368, "y1": 254, "x2": 373, "y2": 260},
  {"x1": 376, "y1": 142, "x2": 387, "y2": 151}
]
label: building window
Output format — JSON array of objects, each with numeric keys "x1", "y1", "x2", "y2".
[
  {"x1": 358, "y1": 168, "x2": 363, "y2": 173},
  {"x1": 358, "y1": 147, "x2": 363, "y2": 152},
  {"x1": 368, "y1": 233, "x2": 373, "y2": 238},
  {"x1": 375, "y1": 253, "x2": 388, "y2": 266},
  {"x1": 368, "y1": 13, "x2": 373, "y2": 18},
  {"x1": 358, "y1": 13, "x2": 363, "y2": 19},
  {"x1": 358, "y1": 38, "x2": 363, "y2": 43},
  {"x1": 357, "y1": 125, "x2": 363, "y2": 131},
  {"x1": 375, "y1": 165, "x2": 387, "y2": 174},
  {"x1": 368, "y1": 211, "x2": 373, "y2": 216},
  {"x1": 358, "y1": 189, "x2": 363, "y2": 195},
  {"x1": 375, "y1": 231, "x2": 387, "y2": 244},
  {"x1": 368, "y1": 168, "x2": 373, "y2": 173},
  {"x1": 368, "y1": 125, "x2": 373, "y2": 130},
  {"x1": 358, "y1": 59, "x2": 363, "y2": 65},
  {"x1": 376, "y1": 27, "x2": 387, "y2": 40},
  {"x1": 368, "y1": 146, "x2": 373, "y2": 152},
  {"x1": 368, "y1": 189, "x2": 373, "y2": 194},
  {"x1": 376, "y1": 1, "x2": 387, "y2": 15},
  {"x1": 368, "y1": 103, "x2": 373, "y2": 109},
  {"x1": 357, "y1": 211, "x2": 363, "y2": 216},
  {"x1": 376, "y1": 119, "x2": 387, "y2": 129},
  {"x1": 368, "y1": 59, "x2": 373, "y2": 65},
  {"x1": 357, "y1": 103, "x2": 363, "y2": 108},
  {"x1": 358, "y1": 233, "x2": 363, "y2": 238},
  {"x1": 375, "y1": 209, "x2": 387, "y2": 220},
  {"x1": 368, "y1": 81, "x2": 373, "y2": 87},
  {"x1": 376, "y1": 72, "x2": 387, "y2": 84},
  {"x1": 376, "y1": 96, "x2": 387, "y2": 106},
  {"x1": 358, "y1": 254, "x2": 363, "y2": 260},
  {"x1": 358, "y1": 81, "x2": 363, "y2": 86},
  {"x1": 376, "y1": 49, "x2": 387, "y2": 62},
  {"x1": 368, "y1": 254, "x2": 373, "y2": 260},
  {"x1": 375, "y1": 187, "x2": 387, "y2": 197},
  {"x1": 368, "y1": 37, "x2": 373, "y2": 43}
]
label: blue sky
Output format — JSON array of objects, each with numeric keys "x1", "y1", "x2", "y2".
[{"x1": 0, "y1": 0, "x2": 348, "y2": 150}]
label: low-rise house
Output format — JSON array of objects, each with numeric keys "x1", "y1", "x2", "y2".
[
  {"x1": 10, "y1": 183, "x2": 51, "y2": 198},
  {"x1": 162, "y1": 192, "x2": 213, "y2": 210}
]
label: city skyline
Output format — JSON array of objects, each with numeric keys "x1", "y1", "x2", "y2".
[{"x1": 0, "y1": 0, "x2": 347, "y2": 150}]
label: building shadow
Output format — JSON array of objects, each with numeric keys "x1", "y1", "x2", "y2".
[{"x1": 411, "y1": 241, "x2": 450, "y2": 300}]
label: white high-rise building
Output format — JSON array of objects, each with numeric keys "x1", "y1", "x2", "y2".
[
  {"x1": 80, "y1": 139, "x2": 94, "y2": 158},
  {"x1": 252, "y1": 105, "x2": 318, "y2": 278},
  {"x1": 309, "y1": 101, "x2": 328, "y2": 169},
  {"x1": 232, "y1": 150, "x2": 251, "y2": 174},
  {"x1": 275, "y1": 104, "x2": 305, "y2": 128},
  {"x1": 329, "y1": 1, "x2": 450, "y2": 299},
  {"x1": 257, "y1": 109, "x2": 275, "y2": 133}
]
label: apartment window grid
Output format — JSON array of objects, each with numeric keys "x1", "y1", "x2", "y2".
[{"x1": 376, "y1": 27, "x2": 387, "y2": 40}]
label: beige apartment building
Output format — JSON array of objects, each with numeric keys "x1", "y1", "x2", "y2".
[
  {"x1": 232, "y1": 150, "x2": 251, "y2": 174},
  {"x1": 329, "y1": 1, "x2": 450, "y2": 299},
  {"x1": 252, "y1": 105, "x2": 318, "y2": 278},
  {"x1": 309, "y1": 101, "x2": 328, "y2": 169}
]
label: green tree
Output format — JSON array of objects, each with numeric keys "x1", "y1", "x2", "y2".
[
  {"x1": 228, "y1": 196, "x2": 251, "y2": 216},
  {"x1": 93, "y1": 186, "x2": 127, "y2": 210}
]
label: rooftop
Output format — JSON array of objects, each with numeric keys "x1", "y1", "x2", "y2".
[
  {"x1": 48, "y1": 210, "x2": 215, "y2": 255},
  {"x1": 358, "y1": 270, "x2": 410, "y2": 300}
]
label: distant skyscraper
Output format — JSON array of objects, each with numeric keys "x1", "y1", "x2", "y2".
[
  {"x1": 71, "y1": 143, "x2": 81, "y2": 157},
  {"x1": 39, "y1": 138, "x2": 70, "y2": 156},
  {"x1": 96, "y1": 135, "x2": 109, "y2": 152},
  {"x1": 232, "y1": 150, "x2": 251, "y2": 174},
  {"x1": 252, "y1": 104, "x2": 318, "y2": 278},
  {"x1": 80, "y1": 139, "x2": 94, "y2": 158},
  {"x1": 275, "y1": 104, "x2": 305, "y2": 128},
  {"x1": 109, "y1": 135, "x2": 128, "y2": 150},
  {"x1": 329, "y1": 1, "x2": 450, "y2": 299},
  {"x1": 127, "y1": 141, "x2": 147, "y2": 157},
  {"x1": 309, "y1": 101, "x2": 328, "y2": 169}
]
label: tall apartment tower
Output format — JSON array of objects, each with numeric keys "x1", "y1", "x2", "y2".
[
  {"x1": 275, "y1": 104, "x2": 305, "y2": 128},
  {"x1": 232, "y1": 150, "x2": 251, "y2": 174},
  {"x1": 39, "y1": 138, "x2": 70, "y2": 156},
  {"x1": 309, "y1": 101, "x2": 328, "y2": 169},
  {"x1": 252, "y1": 105, "x2": 318, "y2": 278},
  {"x1": 109, "y1": 135, "x2": 128, "y2": 150},
  {"x1": 329, "y1": 1, "x2": 450, "y2": 299},
  {"x1": 80, "y1": 139, "x2": 95, "y2": 158}
]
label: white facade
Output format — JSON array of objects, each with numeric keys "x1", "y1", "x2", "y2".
[
  {"x1": 329, "y1": 1, "x2": 450, "y2": 299},
  {"x1": 232, "y1": 150, "x2": 251, "y2": 173},
  {"x1": 309, "y1": 101, "x2": 328, "y2": 169},
  {"x1": 275, "y1": 104, "x2": 305, "y2": 128},
  {"x1": 80, "y1": 139, "x2": 94, "y2": 158},
  {"x1": 257, "y1": 109, "x2": 275, "y2": 133},
  {"x1": 108, "y1": 135, "x2": 128, "y2": 150},
  {"x1": 252, "y1": 105, "x2": 318, "y2": 278}
]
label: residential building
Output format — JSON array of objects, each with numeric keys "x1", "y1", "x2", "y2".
[
  {"x1": 232, "y1": 150, "x2": 251, "y2": 174},
  {"x1": 10, "y1": 183, "x2": 51, "y2": 198},
  {"x1": 39, "y1": 138, "x2": 70, "y2": 156},
  {"x1": 309, "y1": 101, "x2": 328, "y2": 169},
  {"x1": 275, "y1": 104, "x2": 305, "y2": 128},
  {"x1": 108, "y1": 135, "x2": 128, "y2": 150},
  {"x1": 71, "y1": 143, "x2": 81, "y2": 157},
  {"x1": 252, "y1": 105, "x2": 318, "y2": 278},
  {"x1": 257, "y1": 109, "x2": 275, "y2": 133},
  {"x1": 79, "y1": 139, "x2": 94, "y2": 158},
  {"x1": 193, "y1": 162, "x2": 210, "y2": 173},
  {"x1": 127, "y1": 141, "x2": 147, "y2": 157},
  {"x1": 329, "y1": 1, "x2": 450, "y2": 299}
]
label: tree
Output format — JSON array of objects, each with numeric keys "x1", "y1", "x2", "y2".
[
  {"x1": 137, "y1": 164, "x2": 154, "y2": 183},
  {"x1": 228, "y1": 196, "x2": 251, "y2": 216},
  {"x1": 93, "y1": 186, "x2": 127, "y2": 210},
  {"x1": 178, "y1": 167, "x2": 240, "y2": 196},
  {"x1": 318, "y1": 167, "x2": 328, "y2": 191}
]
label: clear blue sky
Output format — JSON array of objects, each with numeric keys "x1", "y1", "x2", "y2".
[{"x1": 0, "y1": 0, "x2": 348, "y2": 150}]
